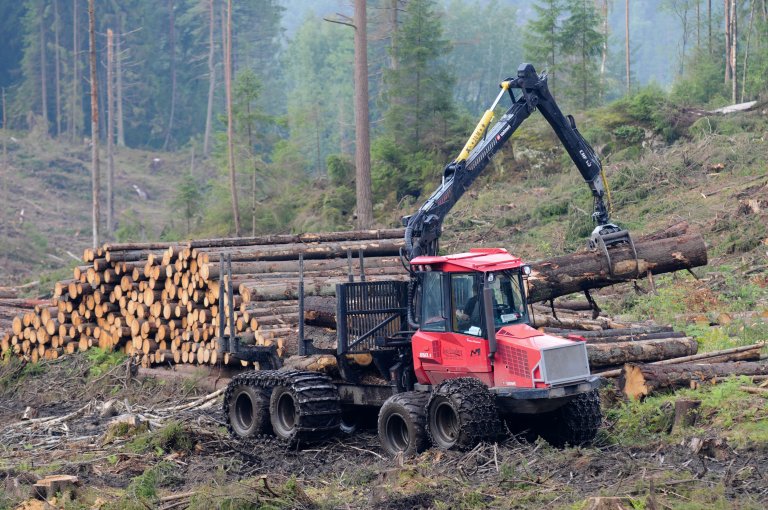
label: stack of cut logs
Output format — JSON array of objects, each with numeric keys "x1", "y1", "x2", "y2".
[{"x1": 0, "y1": 229, "x2": 409, "y2": 367}]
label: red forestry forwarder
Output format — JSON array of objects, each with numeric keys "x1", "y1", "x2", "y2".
[{"x1": 220, "y1": 64, "x2": 631, "y2": 455}]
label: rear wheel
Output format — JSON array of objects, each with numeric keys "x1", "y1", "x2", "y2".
[
  {"x1": 224, "y1": 377, "x2": 271, "y2": 438},
  {"x1": 538, "y1": 390, "x2": 602, "y2": 447},
  {"x1": 267, "y1": 372, "x2": 341, "y2": 445},
  {"x1": 378, "y1": 392, "x2": 430, "y2": 457},
  {"x1": 427, "y1": 377, "x2": 501, "y2": 450}
]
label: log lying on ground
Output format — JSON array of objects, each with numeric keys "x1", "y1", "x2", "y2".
[
  {"x1": 595, "y1": 343, "x2": 766, "y2": 377},
  {"x1": 586, "y1": 337, "x2": 698, "y2": 368},
  {"x1": 620, "y1": 360, "x2": 768, "y2": 400},
  {"x1": 527, "y1": 233, "x2": 707, "y2": 303}
]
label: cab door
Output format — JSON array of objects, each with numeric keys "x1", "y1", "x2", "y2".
[{"x1": 411, "y1": 272, "x2": 493, "y2": 386}]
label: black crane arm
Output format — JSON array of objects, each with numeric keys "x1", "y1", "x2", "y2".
[{"x1": 403, "y1": 63, "x2": 627, "y2": 259}]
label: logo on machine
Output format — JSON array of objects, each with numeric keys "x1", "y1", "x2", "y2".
[
  {"x1": 470, "y1": 348, "x2": 481, "y2": 357},
  {"x1": 442, "y1": 347, "x2": 462, "y2": 359}
]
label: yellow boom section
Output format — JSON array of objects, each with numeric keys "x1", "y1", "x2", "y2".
[{"x1": 454, "y1": 81, "x2": 511, "y2": 163}]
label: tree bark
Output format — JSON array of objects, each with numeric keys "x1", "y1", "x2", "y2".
[
  {"x1": 599, "y1": 0, "x2": 608, "y2": 101},
  {"x1": 224, "y1": 0, "x2": 240, "y2": 236},
  {"x1": 741, "y1": 0, "x2": 756, "y2": 102},
  {"x1": 625, "y1": 0, "x2": 630, "y2": 93},
  {"x1": 725, "y1": 0, "x2": 732, "y2": 82},
  {"x1": 40, "y1": 2, "x2": 49, "y2": 130},
  {"x1": 527, "y1": 233, "x2": 707, "y2": 303},
  {"x1": 586, "y1": 337, "x2": 698, "y2": 368},
  {"x1": 190, "y1": 228, "x2": 405, "y2": 249},
  {"x1": 88, "y1": 0, "x2": 101, "y2": 250},
  {"x1": 116, "y1": 16, "x2": 125, "y2": 147},
  {"x1": 621, "y1": 361, "x2": 768, "y2": 400},
  {"x1": 107, "y1": 28, "x2": 115, "y2": 234},
  {"x1": 163, "y1": 0, "x2": 177, "y2": 150},
  {"x1": 353, "y1": 0, "x2": 373, "y2": 229},
  {"x1": 731, "y1": 0, "x2": 737, "y2": 103},
  {"x1": 195, "y1": 239, "x2": 406, "y2": 263},
  {"x1": 54, "y1": 0, "x2": 62, "y2": 137},
  {"x1": 708, "y1": 0, "x2": 712, "y2": 55},
  {"x1": 70, "y1": 0, "x2": 80, "y2": 143},
  {"x1": 203, "y1": 0, "x2": 216, "y2": 157}
]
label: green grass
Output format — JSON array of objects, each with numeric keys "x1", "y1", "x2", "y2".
[{"x1": 604, "y1": 379, "x2": 768, "y2": 449}]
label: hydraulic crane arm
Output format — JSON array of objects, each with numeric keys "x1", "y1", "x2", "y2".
[{"x1": 403, "y1": 63, "x2": 628, "y2": 259}]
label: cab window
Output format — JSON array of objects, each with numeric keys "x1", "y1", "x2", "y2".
[{"x1": 451, "y1": 274, "x2": 483, "y2": 336}]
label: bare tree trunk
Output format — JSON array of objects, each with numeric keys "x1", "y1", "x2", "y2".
[
  {"x1": 1, "y1": 88, "x2": 5, "y2": 244},
  {"x1": 54, "y1": 0, "x2": 62, "y2": 137},
  {"x1": 107, "y1": 28, "x2": 115, "y2": 235},
  {"x1": 725, "y1": 0, "x2": 732, "y2": 82},
  {"x1": 389, "y1": 0, "x2": 399, "y2": 71},
  {"x1": 88, "y1": 0, "x2": 101, "y2": 249},
  {"x1": 40, "y1": 4, "x2": 49, "y2": 130},
  {"x1": 224, "y1": 0, "x2": 240, "y2": 236},
  {"x1": 696, "y1": 0, "x2": 700, "y2": 48},
  {"x1": 353, "y1": 0, "x2": 373, "y2": 229},
  {"x1": 741, "y1": 0, "x2": 756, "y2": 102},
  {"x1": 246, "y1": 101, "x2": 257, "y2": 237},
  {"x1": 163, "y1": 0, "x2": 177, "y2": 150},
  {"x1": 116, "y1": 16, "x2": 125, "y2": 147},
  {"x1": 731, "y1": 0, "x2": 737, "y2": 103},
  {"x1": 203, "y1": 0, "x2": 216, "y2": 157},
  {"x1": 708, "y1": 0, "x2": 713, "y2": 54},
  {"x1": 625, "y1": 0, "x2": 630, "y2": 94},
  {"x1": 599, "y1": 0, "x2": 608, "y2": 101},
  {"x1": 71, "y1": 0, "x2": 80, "y2": 143}
]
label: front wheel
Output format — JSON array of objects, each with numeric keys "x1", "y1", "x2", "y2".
[
  {"x1": 427, "y1": 377, "x2": 501, "y2": 450},
  {"x1": 538, "y1": 390, "x2": 602, "y2": 447}
]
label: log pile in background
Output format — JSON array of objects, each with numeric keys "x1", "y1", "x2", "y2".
[{"x1": 0, "y1": 229, "x2": 408, "y2": 367}]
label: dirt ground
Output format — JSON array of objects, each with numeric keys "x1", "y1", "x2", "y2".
[{"x1": 1, "y1": 354, "x2": 767, "y2": 510}]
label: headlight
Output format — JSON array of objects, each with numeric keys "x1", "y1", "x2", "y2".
[{"x1": 521, "y1": 265, "x2": 532, "y2": 276}]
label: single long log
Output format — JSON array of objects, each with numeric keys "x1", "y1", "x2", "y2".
[
  {"x1": 195, "y1": 239, "x2": 406, "y2": 263},
  {"x1": 200, "y1": 256, "x2": 403, "y2": 280},
  {"x1": 542, "y1": 326, "x2": 675, "y2": 338},
  {"x1": 239, "y1": 274, "x2": 408, "y2": 302},
  {"x1": 620, "y1": 361, "x2": 768, "y2": 400},
  {"x1": 527, "y1": 233, "x2": 707, "y2": 303},
  {"x1": 189, "y1": 228, "x2": 406, "y2": 249},
  {"x1": 586, "y1": 337, "x2": 698, "y2": 368}
]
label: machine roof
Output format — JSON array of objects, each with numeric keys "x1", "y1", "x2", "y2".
[{"x1": 410, "y1": 248, "x2": 523, "y2": 272}]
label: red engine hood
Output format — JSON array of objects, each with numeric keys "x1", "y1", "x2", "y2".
[{"x1": 496, "y1": 323, "x2": 581, "y2": 350}]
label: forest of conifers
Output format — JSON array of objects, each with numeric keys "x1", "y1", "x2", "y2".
[{"x1": 0, "y1": 0, "x2": 766, "y2": 239}]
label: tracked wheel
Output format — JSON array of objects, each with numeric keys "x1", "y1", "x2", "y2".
[
  {"x1": 223, "y1": 370, "x2": 340, "y2": 446},
  {"x1": 538, "y1": 390, "x2": 602, "y2": 447},
  {"x1": 378, "y1": 392, "x2": 430, "y2": 457},
  {"x1": 427, "y1": 377, "x2": 501, "y2": 450},
  {"x1": 224, "y1": 380, "x2": 272, "y2": 438}
]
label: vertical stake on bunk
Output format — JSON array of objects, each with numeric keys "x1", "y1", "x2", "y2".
[
  {"x1": 358, "y1": 248, "x2": 366, "y2": 282},
  {"x1": 346, "y1": 249, "x2": 354, "y2": 283},
  {"x1": 217, "y1": 253, "x2": 225, "y2": 351},
  {"x1": 298, "y1": 254, "x2": 306, "y2": 355},
  {"x1": 227, "y1": 253, "x2": 236, "y2": 353}
]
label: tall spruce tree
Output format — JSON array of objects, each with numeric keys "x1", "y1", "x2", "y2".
[
  {"x1": 560, "y1": 0, "x2": 604, "y2": 108},
  {"x1": 375, "y1": 0, "x2": 458, "y2": 201},
  {"x1": 523, "y1": 0, "x2": 564, "y2": 97},
  {"x1": 383, "y1": 0, "x2": 454, "y2": 154}
]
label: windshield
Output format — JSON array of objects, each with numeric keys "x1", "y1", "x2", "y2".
[{"x1": 488, "y1": 271, "x2": 527, "y2": 328}]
